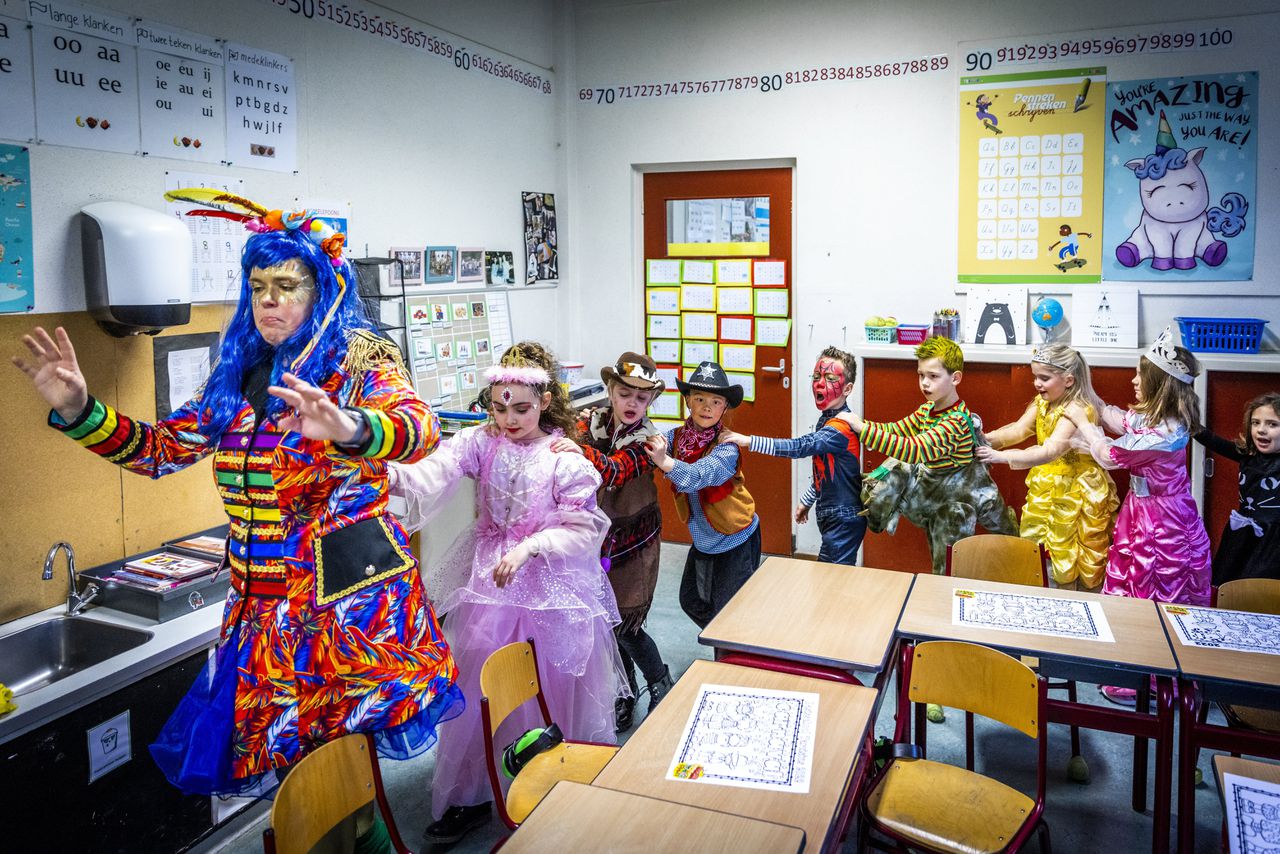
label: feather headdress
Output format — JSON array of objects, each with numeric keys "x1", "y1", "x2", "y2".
[
  {"x1": 163, "y1": 188, "x2": 347, "y2": 267},
  {"x1": 164, "y1": 188, "x2": 349, "y2": 373}
]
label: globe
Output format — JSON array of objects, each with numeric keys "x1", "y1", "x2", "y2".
[{"x1": 1033, "y1": 297, "x2": 1064, "y2": 330}]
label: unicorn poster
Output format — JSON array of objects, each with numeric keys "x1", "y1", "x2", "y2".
[{"x1": 1103, "y1": 72, "x2": 1256, "y2": 282}]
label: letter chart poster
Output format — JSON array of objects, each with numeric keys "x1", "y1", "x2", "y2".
[
  {"x1": 959, "y1": 67, "x2": 1106, "y2": 284},
  {"x1": 1103, "y1": 72, "x2": 1256, "y2": 282},
  {"x1": 224, "y1": 43, "x2": 296, "y2": 173}
]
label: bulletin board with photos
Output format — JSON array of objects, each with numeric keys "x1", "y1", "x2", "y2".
[{"x1": 405, "y1": 290, "x2": 514, "y2": 413}]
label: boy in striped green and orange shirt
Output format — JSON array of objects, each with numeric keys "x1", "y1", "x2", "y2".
[
  {"x1": 837, "y1": 336, "x2": 979, "y2": 472},
  {"x1": 837, "y1": 335, "x2": 1017, "y2": 723}
]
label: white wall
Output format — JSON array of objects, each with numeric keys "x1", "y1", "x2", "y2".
[
  {"x1": 12, "y1": 0, "x2": 567, "y2": 347},
  {"x1": 564, "y1": 0, "x2": 1280, "y2": 552}
]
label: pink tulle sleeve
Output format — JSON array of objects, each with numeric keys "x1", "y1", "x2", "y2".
[
  {"x1": 533, "y1": 452, "x2": 609, "y2": 561},
  {"x1": 391, "y1": 425, "x2": 484, "y2": 533}
]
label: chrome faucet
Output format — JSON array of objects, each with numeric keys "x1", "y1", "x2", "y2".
[{"x1": 43, "y1": 542, "x2": 99, "y2": 616}]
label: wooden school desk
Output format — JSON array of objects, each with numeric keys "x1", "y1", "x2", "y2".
[
  {"x1": 591, "y1": 659, "x2": 878, "y2": 853},
  {"x1": 699, "y1": 557, "x2": 914, "y2": 685},
  {"x1": 1158, "y1": 603, "x2": 1280, "y2": 853},
  {"x1": 503, "y1": 781, "x2": 806, "y2": 853},
  {"x1": 897, "y1": 574, "x2": 1179, "y2": 854},
  {"x1": 1212, "y1": 756, "x2": 1280, "y2": 854}
]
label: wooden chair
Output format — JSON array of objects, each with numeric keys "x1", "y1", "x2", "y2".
[
  {"x1": 481, "y1": 638, "x2": 619, "y2": 831},
  {"x1": 861, "y1": 640, "x2": 1051, "y2": 854},
  {"x1": 1214, "y1": 579, "x2": 1280, "y2": 736},
  {"x1": 944, "y1": 534, "x2": 1086, "y2": 782},
  {"x1": 263, "y1": 732, "x2": 412, "y2": 854}
]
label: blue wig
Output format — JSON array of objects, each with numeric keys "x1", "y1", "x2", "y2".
[{"x1": 196, "y1": 228, "x2": 372, "y2": 441}]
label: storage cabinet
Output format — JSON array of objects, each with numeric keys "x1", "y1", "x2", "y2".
[{"x1": 0, "y1": 651, "x2": 213, "y2": 853}]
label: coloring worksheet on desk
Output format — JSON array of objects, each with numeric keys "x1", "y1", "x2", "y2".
[
  {"x1": 667, "y1": 684, "x2": 818, "y2": 794},
  {"x1": 1223, "y1": 771, "x2": 1280, "y2": 854},
  {"x1": 952, "y1": 588, "x2": 1115, "y2": 643},
  {"x1": 1162, "y1": 604, "x2": 1280, "y2": 656}
]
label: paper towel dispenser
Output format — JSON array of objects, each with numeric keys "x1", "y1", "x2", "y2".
[{"x1": 81, "y1": 201, "x2": 192, "y2": 336}]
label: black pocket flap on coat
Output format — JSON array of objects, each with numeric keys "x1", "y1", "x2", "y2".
[{"x1": 314, "y1": 516, "x2": 414, "y2": 608}]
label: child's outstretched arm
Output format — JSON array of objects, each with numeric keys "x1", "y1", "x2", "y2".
[
  {"x1": 979, "y1": 402, "x2": 1080, "y2": 470},
  {"x1": 1194, "y1": 427, "x2": 1245, "y2": 462},
  {"x1": 860, "y1": 410, "x2": 969, "y2": 465},
  {"x1": 648, "y1": 432, "x2": 741, "y2": 490},
  {"x1": 494, "y1": 456, "x2": 609, "y2": 588},
  {"x1": 981, "y1": 403, "x2": 1036, "y2": 450},
  {"x1": 723, "y1": 421, "x2": 858, "y2": 461}
]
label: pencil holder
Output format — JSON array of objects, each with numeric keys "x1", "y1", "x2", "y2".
[{"x1": 932, "y1": 312, "x2": 960, "y2": 340}]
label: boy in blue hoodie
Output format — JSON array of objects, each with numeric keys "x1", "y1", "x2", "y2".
[{"x1": 719, "y1": 347, "x2": 865, "y2": 564}]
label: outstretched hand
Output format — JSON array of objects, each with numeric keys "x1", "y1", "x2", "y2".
[
  {"x1": 975, "y1": 446, "x2": 1007, "y2": 465},
  {"x1": 12, "y1": 326, "x2": 89, "y2": 422},
  {"x1": 550, "y1": 437, "x2": 583, "y2": 455},
  {"x1": 644, "y1": 432, "x2": 673, "y2": 471},
  {"x1": 834, "y1": 411, "x2": 864, "y2": 433},
  {"x1": 269, "y1": 372, "x2": 361, "y2": 443}
]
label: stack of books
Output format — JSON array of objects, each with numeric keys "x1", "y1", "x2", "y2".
[
  {"x1": 164, "y1": 535, "x2": 227, "y2": 561},
  {"x1": 110, "y1": 552, "x2": 219, "y2": 592}
]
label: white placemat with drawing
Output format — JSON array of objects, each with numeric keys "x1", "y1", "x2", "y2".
[
  {"x1": 1222, "y1": 771, "x2": 1280, "y2": 854},
  {"x1": 1162, "y1": 603, "x2": 1280, "y2": 656},
  {"x1": 951, "y1": 588, "x2": 1115, "y2": 643},
  {"x1": 667, "y1": 683, "x2": 818, "y2": 794}
]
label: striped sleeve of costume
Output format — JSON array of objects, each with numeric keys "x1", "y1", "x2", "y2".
[
  {"x1": 861, "y1": 403, "x2": 973, "y2": 467},
  {"x1": 343, "y1": 360, "x2": 439, "y2": 462},
  {"x1": 49, "y1": 395, "x2": 213, "y2": 477},
  {"x1": 867, "y1": 404, "x2": 927, "y2": 438}
]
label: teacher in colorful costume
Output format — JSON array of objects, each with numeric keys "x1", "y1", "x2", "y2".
[{"x1": 12, "y1": 191, "x2": 462, "y2": 797}]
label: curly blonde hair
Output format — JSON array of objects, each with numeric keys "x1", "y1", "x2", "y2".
[{"x1": 492, "y1": 341, "x2": 580, "y2": 439}]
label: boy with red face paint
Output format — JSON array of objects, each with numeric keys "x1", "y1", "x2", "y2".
[{"x1": 720, "y1": 347, "x2": 866, "y2": 564}]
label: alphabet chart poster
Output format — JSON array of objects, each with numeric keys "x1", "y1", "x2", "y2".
[
  {"x1": 958, "y1": 67, "x2": 1106, "y2": 283},
  {"x1": 667, "y1": 683, "x2": 818, "y2": 794},
  {"x1": 1103, "y1": 72, "x2": 1257, "y2": 283}
]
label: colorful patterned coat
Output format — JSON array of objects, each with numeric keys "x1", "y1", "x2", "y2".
[{"x1": 52, "y1": 334, "x2": 460, "y2": 782}]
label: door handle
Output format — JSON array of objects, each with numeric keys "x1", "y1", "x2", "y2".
[{"x1": 761, "y1": 358, "x2": 785, "y2": 374}]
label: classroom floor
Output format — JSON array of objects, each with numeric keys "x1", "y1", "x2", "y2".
[{"x1": 195, "y1": 542, "x2": 1237, "y2": 854}]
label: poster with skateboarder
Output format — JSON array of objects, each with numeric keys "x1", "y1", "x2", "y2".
[
  {"x1": 958, "y1": 67, "x2": 1106, "y2": 284},
  {"x1": 1103, "y1": 71, "x2": 1256, "y2": 282}
]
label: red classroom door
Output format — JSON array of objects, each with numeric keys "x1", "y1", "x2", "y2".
[{"x1": 643, "y1": 167, "x2": 794, "y2": 556}]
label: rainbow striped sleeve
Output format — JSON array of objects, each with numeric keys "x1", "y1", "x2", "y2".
[
  {"x1": 344, "y1": 362, "x2": 439, "y2": 462},
  {"x1": 49, "y1": 395, "x2": 212, "y2": 477},
  {"x1": 861, "y1": 403, "x2": 970, "y2": 467}
]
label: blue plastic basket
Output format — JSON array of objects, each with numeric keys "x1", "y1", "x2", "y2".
[{"x1": 1174, "y1": 317, "x2": 1268, "y2": 354}]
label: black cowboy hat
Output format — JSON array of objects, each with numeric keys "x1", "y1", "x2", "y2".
[
  {"x1": 600, "y1": 351, "x2": 665, "y2": 393},
  {"x1": 676, "y1": 361, "x2": 744, "y2": 408}
]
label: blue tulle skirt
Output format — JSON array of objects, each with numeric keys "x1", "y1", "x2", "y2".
[{"x1": 150, "y1": 622, "x2": 466, "y2": 797}]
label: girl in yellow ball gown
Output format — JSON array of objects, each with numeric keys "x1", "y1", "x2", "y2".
[{"x1": 977, "y1": 344, "x2": 1119, "y2": 590}]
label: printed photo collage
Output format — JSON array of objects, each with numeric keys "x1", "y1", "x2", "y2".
[{"x1": 406, "y1": 292, "x2": 496, "y2": 411}]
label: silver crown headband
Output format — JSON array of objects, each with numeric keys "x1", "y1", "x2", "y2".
[
  {"x1": 1145, "y1": 326, "x2": 1194, "y2": 384},
  {"x1": 1030, "y1": 348, "x2": 1071, "y2": 372}
]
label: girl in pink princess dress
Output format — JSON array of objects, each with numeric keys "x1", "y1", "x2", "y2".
[
  {"x1": 391, "y1": 341, "x2": 624, "y2": 845},
  {"x1": 1070, "y1": 327, "x2": 1211, "y2": 704}
]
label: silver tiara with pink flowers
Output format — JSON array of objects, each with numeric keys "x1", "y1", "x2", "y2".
[{"x1": 1145, "y1": 326, "x2": 1193, "y2": 384}]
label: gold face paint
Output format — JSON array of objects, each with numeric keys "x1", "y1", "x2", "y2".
[
  {"x1": 248, "y1": 259, "x2": 316, "y2": 308},
  {"x1": 250, "y1": 259, "x2": 317, "y2": 346}
]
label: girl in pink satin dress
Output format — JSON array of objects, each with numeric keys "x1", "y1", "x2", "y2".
[{"x1": 1072, "y1": 328, "x2": 1211, "y2": 704}]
